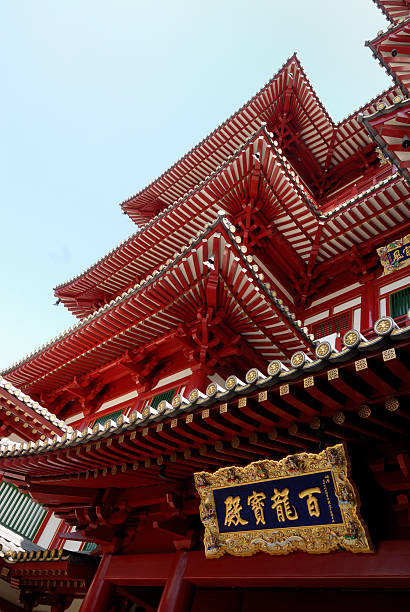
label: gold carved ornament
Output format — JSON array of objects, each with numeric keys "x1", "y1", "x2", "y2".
[{"x1": 194, "y1": 443, "x2": 372, "y2": 559}]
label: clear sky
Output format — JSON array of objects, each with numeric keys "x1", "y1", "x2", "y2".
[{"x1": 0, "y1": 0, "x2": 392, "y2": 371}]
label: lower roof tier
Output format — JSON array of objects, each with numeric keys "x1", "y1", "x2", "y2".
[{"x1": 1, "y1": 317, "x2": 408, "y2": 486}]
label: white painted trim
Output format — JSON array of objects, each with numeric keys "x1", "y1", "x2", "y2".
[
  {"x1": 65, "y1": 413, "x2": 84, "y2": 425},
  {"x1": 63, "y1": 532, "x2": 82, "y2": 552},
  {"x1": 333, "y1": 296, "x2": 361, "y2": 314},
  {"x1": 315, "y1": 332, "x2": 338, "y2": 347},
  {"x1": 379, "y1": 298, "x2": 386, "y2": 317},
  {"x1": 37, "y1": 514, "x2": 62, "y2": 549},
  {"x1": 353, "y1": 308, "x2": 361, "y2": 329},
  {"x1": 98, "y1": 390, "x2": 139, "y2": 413},
  {"x1": 310, "y1": 283, "x2": 361, "y2": 308},
  {"x1": 152, "y1": 368, "x2": 192, "y2": 390},
  {"x1": 304, "y1": 310, "x2": 329, "y2": 326},
  {"x1": 379, "y1": 275, "x2": 410, "y2": 295}
]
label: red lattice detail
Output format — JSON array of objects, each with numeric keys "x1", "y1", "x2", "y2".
[{"x1": 313, "y1": 312, "x2": 350, "y2": 339}]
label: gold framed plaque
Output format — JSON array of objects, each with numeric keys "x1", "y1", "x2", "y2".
[{"x1": 195, "y1": 444, "x2": 372, "y2": 558}]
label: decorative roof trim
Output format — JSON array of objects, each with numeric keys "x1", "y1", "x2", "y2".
[
  {"x1": 0, "y1": 376, "x2": 67, "y2": 438},
  {"x1": 0, "y1": 318, "x2": 407, "y2": 463},
  {"x1": 359, "y1": 97, "x2": 410, "y2": 182}
]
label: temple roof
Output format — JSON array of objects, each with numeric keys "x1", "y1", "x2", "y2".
[
  {"x1": 55, "y1": 97, "x2": 402, "y2": 319},
  {"x1": 318, "y1": 172, "x2": 410, "y2": 264},
  {"x1": 0, "y1": 317, "x2": 407, "y2": 492},
  {"x1": 2, "y1": 217, "x2": 312, "y2": 395},
  {"x1": 360, "y1": 97, "x2": 410, "y2": 181},
  {"x1": 55, "y1": 127, "x2": 319, "y2": 317},
  {"x1": 0, "y1": 376, "x2": 67, "y2": 443},
  {"x1": 120, "y1": 54, "x2": 334, "y2": 225},
  {"x1": 367, "y1": 18, "x2": 410, "y2": 95},
  {"x1": 373, "y1": 0, "x2": 410, "y2": 24},
  {"x1": 121, "y1": 54, "x2": 400, "y2": 224},
  {"x1": 1, "y1": 549, "x2": 96, "y2": 603},
  {"x1": 119, "y1": 53, "x2": 398, "y2": 226}
]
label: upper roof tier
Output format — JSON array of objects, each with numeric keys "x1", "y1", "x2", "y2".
[
  {"x1": 55, "y1": 80, "x2": 400, "y2": 319},
  {"x1": 119, "y1": 54, "x2": 331, "y2": 225},
  {"x1": 367, "y1": 15, "x2": 410, "y2": 95},
  {"x1": 55, "y1": 127, "x2": 320, "y2": 317},
  {"x1": 119, "y1": 54, "x2": 397, "y2": 225},
  {"x1": 373, "y1": 0, "x2": 410, "y2": 23}
]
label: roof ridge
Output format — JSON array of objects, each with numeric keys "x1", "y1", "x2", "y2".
[
  {"x1": 119, "y1": 53, "x2": 333, "y2": 214},
  {"x1": 335, "y1": 85, "x2": 398, "y2": 125}
]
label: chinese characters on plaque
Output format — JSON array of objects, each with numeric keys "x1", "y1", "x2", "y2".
[
  {"x1": 195, "y1": 444, "x2": 371, "y2": 558},
  {"x1": 377, "y1": 234, "x2": 410, "y2": 275}
]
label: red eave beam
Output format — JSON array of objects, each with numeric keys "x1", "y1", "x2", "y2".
[{"x1": 103, "y1": 540, "x2": 410, "y2": 589}]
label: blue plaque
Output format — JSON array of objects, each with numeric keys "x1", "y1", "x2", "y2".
[{"x1": 195, "y1": 444, "x2": 371, "y2": 558}]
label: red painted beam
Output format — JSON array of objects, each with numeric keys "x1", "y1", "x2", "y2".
[
  {"x1": 105, "y1": 553, "x2": 173, "y2": 586},
  {"x1": 103, "y1": 541, "x2": 410, "y2": 589},
  {"x1": 185, "y1": 541, "x2": 410, "y2": 588}
]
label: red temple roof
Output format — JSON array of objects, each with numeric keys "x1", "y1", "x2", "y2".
[
  {"x1": 55, "y1": 127, "x2": 319, "y2": 317},
  {"x1": 367, "y1": 19, "x2": 410, "y2": 94},
  {"x1": 119, "y1": 55, "x2": 398, "y2": 226},
  {"x1": 0, "y1": 318, "x2": 407, "y2": 497},
  {"x1": 0, "y1": 376, "x2": 67, "y2": 443},
  {"x1": 119, "y1": 55, "x2": 333, "y2": 225},
  {"x1": 361, "y1": 98, "x2": 410, "y2": 181},
  {"x1": 373, "y1": 0, "x2": 410, "y2": 23},
  {"x1": 55, "y1": 86, "x2": 400, "y2": 320},
  {"x1": 2, "y1": 218, "x2": 312, "y2": 395}
]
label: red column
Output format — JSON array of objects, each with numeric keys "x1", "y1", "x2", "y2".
[
  {"x1": 361, "y1": 278, "x2": 376, "y2": 330},
  {"x1": 157, "y1": 551, "x2": 193, "y2": 612},
  {"x1": 79, "y1": 554, "x2": 114, "y2": 612}
]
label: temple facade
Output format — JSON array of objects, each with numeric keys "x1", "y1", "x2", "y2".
[{"x1": 0, "y1": 0, "x2": 409, "y2": 610}]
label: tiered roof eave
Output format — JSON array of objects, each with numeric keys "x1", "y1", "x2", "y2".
[
  {"x1": 119, "y1": 53, "x2": 334, "y2": 221},
  {"x1": 2, "y1": 215, "x2": 313, "y2": 395},
  {"x1": 0, "y1": 317, "x2": 407, "y2": 476},
  {"x1": 372, "y1": 0, "x2": 410, "y2": 24},
  {"x1": 0, "y1": 376, "x2": 67, "y2": 443},
  {"x1": 54, "y1": 125, "x2": 319, "y2": 317},
  {"x1": 54, "y1": 81, "x2": 402, "y2": 319}
]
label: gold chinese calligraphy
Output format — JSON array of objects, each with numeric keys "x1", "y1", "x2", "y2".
[{"x1": 195, "y1": 444, "x2": 372, "y2": 558}]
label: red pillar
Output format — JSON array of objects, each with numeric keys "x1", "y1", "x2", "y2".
[
  {"x1": 79, "y1": 554, "x2": 114, "y2": 612},
  {"x1": 361, "y1": 278, "x2": 376, "y2": 330},
  {"x1": 157, "y1": 551, "x2": 193, "y2": 612}
]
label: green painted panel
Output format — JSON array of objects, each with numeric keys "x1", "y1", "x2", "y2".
[
  {"x1": 0, "y1": 481, "x2": 46, "y2": 539},
  {"x1": 92, "y1": 409, "x2": 123, "y2": 428},
  {"x1": 151, "y1": 388, "x2": 176, "y2": 409},
  {"x1": 390, "y1": 286, "x2": 410, "y2": 318}
]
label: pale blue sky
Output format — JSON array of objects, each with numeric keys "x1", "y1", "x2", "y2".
[{"x1": 0, "y1": 1, "x2": 391, "y2": 371}]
